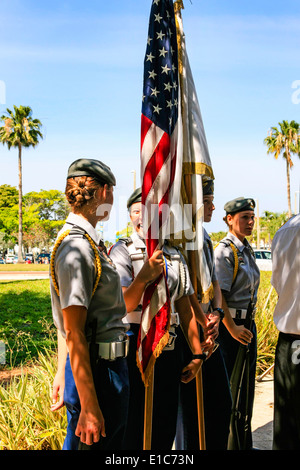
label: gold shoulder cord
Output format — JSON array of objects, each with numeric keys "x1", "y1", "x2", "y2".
[
  {"x1": 50, "y1": 230, "x2": 102, "y2": 297},
  {"x1": 214, "y1": 241, "x2": 238, "y2": 283}
]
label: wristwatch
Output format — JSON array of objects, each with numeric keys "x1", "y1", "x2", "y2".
[
  {"x1": 214, "y1": 307, "x2": 225, "y2": 321},
  {"x1": 192, "y1": 353, "x2": 208, "y2": 361}
]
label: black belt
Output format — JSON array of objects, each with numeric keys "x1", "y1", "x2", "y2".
[{"x1": 281, "y1": 332, "x2": 300, "y2": 341}]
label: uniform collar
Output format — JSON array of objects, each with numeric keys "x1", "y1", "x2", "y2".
[
  {"x1": 131, "y1": 230, "x2": 146, "y2": 249},
  {"x1": 226, "y1": 231, "x2": 250, "y2": 252},
  {"x1": 65, "y1": 212, "x2": 102, "y2": 246}
]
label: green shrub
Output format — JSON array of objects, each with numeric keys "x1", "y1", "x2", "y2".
[
  {"x1": 0, "y1": 350, "x2": 66, "y2": 450},
  {"x1": 255, "y1": 271, "x2": 278, "y2": 375}
]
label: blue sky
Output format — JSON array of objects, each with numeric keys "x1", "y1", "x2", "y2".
[{"x1": 0, "y1": 0, "x2": 299, "y2": 241}]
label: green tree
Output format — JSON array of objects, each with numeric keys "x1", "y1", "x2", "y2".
[
  {"x1": 24, "y1": 190, "x2": 69, "y2": 247},
  {"x1": 0, "y1": 187, "x2": 69, "y2": 251},
  {"x1": 24, "y1": 189, "x2": 69, "y2": 222},
  {"x1": 264, "y1": 120, "x2": 300, "y2": 217},
  {"x1": 0, "y1": 106, "x2": 43, "y2": 262},
  {"x1": 0, "y1": 185, "x2": 18, "y2": 243},
  {"x1": 209, "y1": 231, "x2": 227, "y2": 244},
  {"x1": 259, "y1": 211, "x2": 289, "y2": 245}
]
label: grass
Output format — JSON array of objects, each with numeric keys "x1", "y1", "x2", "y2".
[
  {"x1": 0, "y1": 277, "x2": 65, "y2": 450},
  {"x1": 0, "y1": 279, "x2": 55, "y2": 367},
  {"x1": 255, "y1": 271, "x2": 278, "y2": 375}
]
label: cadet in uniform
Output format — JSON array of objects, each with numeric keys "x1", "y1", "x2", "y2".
[
  {"x1": 176, "y1": 178, "x2": 232, "y2": 450},
  {"x1": 214, "y1": 197, "x2": 260, "y2": 450},
  {"x1": 109, "y1": 188, "x2": 208, "y2": 450},
  {"x1": 50, "y1": 158, "x2": 129, "y2": 450}
]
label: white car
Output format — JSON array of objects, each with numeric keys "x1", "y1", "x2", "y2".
[
  {"x1": 5, "y1": 255, "x2": 15, "y2": 264},
  {"x1": 253, "y1": 249, "x2": 272, "y2": 271}
]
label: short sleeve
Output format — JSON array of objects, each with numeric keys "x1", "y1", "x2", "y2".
[
  {"x1": 55, "y1": 237, "x2": 95, "y2": 310},
  {"x1": 214, "y1": 243, "x2": 234, "y2": 293},
  {"x1": 109, "y1": 241, "x2": 133, "y2": 288}
]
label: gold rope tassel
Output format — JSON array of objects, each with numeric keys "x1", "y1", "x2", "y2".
[
  {"x1": 214, "y1": 241, "x2": 239, "y2": 283},
  {"x1": 50, "y1": 230, "x2": 102, "y2": 297}
]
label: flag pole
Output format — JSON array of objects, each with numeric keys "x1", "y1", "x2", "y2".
[
  {"x1": 143, "y1": 368, "x2": 154, "y2": 450},
  {"x1": 174, "y1": 0, "x2": 206, "y2": 448},
  {"x1": 143, "y1": 225, "x2": 165, "y2": 450},
  {"x1": 184, "y1": 173, "x2": 206, "y2": 450},
  {"x1": 140, "y1": 0, "x2": 188, "y2": 451},
  {"x1": 142, "y1": 213, "x2": 170, "y2": 449},
  {"x1": 187, "y1": 251, "x2": 206, "y2": 451}
]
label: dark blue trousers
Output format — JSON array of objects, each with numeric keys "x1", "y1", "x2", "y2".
[
  {"x1": 176, "y1": 334, "x2": 232, "y2": 450},
  {"x1": 63, "y1": 353, "x2": 129, "y2": 450},
  {"x1": 123, "y1": 323, "x2": 185, "y2": 450},
  {"x1": 63, "y1": 354, "x2": 80, "y2": 450}
]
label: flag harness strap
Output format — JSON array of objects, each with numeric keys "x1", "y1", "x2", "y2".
[
  {"x1": 50, "y1": 229, "x2": 102, "y2": 297},
  {"x1": 126, "y1": 237, "x2": 186, "y2": 306}
]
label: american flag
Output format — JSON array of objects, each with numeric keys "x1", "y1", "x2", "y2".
[{"x1": 137, "y1": 0, "x2": 179, "y2": 385}]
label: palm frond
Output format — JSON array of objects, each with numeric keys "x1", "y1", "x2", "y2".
[{"x1": 0, "y1": 105, "x2": 43, "y2": 149}]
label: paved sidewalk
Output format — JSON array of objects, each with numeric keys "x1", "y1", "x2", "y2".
[
  {"x1": 252, "y1": 375, "x2": 274, "y2": 450},
  {"x1": 0, "y1": 271, "x2": 49, "y2": 280}
]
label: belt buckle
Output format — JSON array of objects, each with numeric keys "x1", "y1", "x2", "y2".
[
  {"x1": 164, "y1": 327, "x2": 177, "y2": 351},
  {"x1": 109, "y1": 341, "x2": 116, "y2": 361},
  {"x1": 171, "y1": 312, "x2": 179, "y2": 326},
  {"x1": 109, "y1": 337, "x2": 130, "y2": 361},
  {"x1": 124, "y1": 337, "x2": 129, "y2": 357}
]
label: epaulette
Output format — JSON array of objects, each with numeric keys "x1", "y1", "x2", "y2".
[
  {"x1": 67, "y1": 226, "x2": 86, "y2": 238},
  {"x1": 108, "y1": 237, "x2": 133, "y2": 256},
  {"x1": 50, "y1": 228, "x2": 102, "y2": 298},
  {"x1": 120, "y1": 237, "x2": 132, "y2": 246}
]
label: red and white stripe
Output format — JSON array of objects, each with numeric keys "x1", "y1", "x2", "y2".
[
  {"x1": 137, "y1": 115, "x2": 178, "y2": 384},
  {"x1": 141, "y1": 115, "x2": 178, "y2": 255}
]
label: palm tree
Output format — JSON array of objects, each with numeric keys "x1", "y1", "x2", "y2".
[
  {"x1": 0, "y1": 105, "x2": 43, "y2": 262},
  {"x1": 264, "y1": 120, "x2": 300, "y2": 217}
]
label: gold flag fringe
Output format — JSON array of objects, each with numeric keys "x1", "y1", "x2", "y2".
[{"x1": 136, "y1": 330, "x2": 170, "y2": 386}]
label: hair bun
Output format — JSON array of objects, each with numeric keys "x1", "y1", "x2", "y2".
[{"x1": 65, "y1": 176, "x2": 102, "y2": 208}]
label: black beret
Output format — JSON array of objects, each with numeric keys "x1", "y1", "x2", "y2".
[
  {"x1": 67, "y1": 158, "x2": 116, "y2": 186},
  {"x1": 224, "y1": 197, "x2": 255, "y2": 214},
  {"x1": 127, "y1": 187, "x2": 142, "y2": 209},
  {"x1": 202, "y1": 177, "x2": 214, "y2": 196}
]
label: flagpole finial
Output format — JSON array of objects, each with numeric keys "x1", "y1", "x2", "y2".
[{"x1": 174, "y1": 0, "x2": 184, "y2": 14}]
